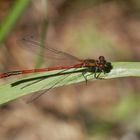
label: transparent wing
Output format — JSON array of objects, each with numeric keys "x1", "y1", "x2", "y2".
[
  {"x1": 20, "y1": 69, "x2": 68, "y2": 89},
  {"x1": 27, "y1": 73, "x2": 73, "y2": 103},
  {"x1": 26, "y1": 70, "x2": 86, "y2": 103},
  {"x1": 18, "y1": 36, "x2": 81, "y2": 67}
]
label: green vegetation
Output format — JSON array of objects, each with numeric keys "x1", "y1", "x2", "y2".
[
  {"x1": 0, "y1": 0, "x2": 31, "y2": 43},
  {"x1": 0, "y1": 62, "x2": 139, "y2": 105}
]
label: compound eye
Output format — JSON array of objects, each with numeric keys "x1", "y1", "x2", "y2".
[
  {"x1": 99, "y1": 56, "x2": 104, "y2": 61},
  {"x1": 99, "y1": 56, "x2": 106, "y2": 64}
]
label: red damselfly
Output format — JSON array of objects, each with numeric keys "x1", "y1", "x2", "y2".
[
  {"x1": 0, "y1": 37, "x2": 112, "y2": 79},
  {"x1": 0, "y1": 37, "x2": 113, "y2": 101}
]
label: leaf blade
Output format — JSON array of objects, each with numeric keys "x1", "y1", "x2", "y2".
[{"x1": 0, "y1": 62, "x2": 140, "y2": 105}]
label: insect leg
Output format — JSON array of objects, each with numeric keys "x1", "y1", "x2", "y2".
[
  {"x1": 82, "y1": 71, "x2": 88, "y2": 85},
  {"x1": 94, "y1": 68, "x2": 103, "y2": 80}
]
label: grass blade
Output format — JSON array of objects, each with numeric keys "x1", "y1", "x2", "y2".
[{"x1": 0, "y1": 62, "x2": 140, "y2": 105}]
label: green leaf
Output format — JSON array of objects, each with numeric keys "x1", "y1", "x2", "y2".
[
  {"x1": 0, "y1": 0, "x2": 31, "y2": 43},
  {"x1": 0, "y1": 62, "x2": 140, "y2": 105}
]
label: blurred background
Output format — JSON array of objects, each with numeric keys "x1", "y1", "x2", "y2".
[{"x1": 0, "y1": 0, "x2": 140, "y2": 140}]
